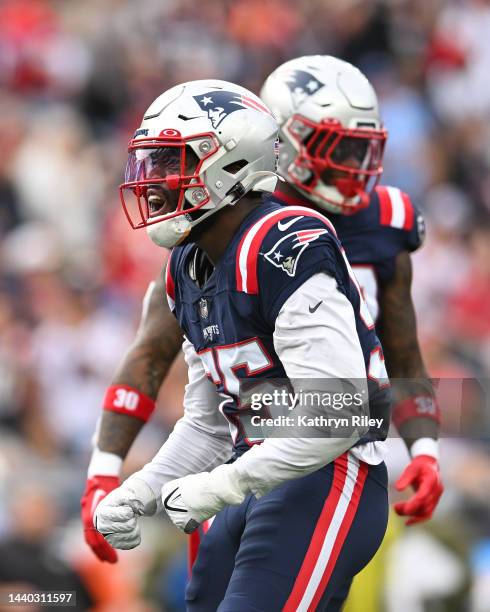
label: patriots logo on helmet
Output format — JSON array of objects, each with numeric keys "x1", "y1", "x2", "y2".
[
  {"x1": 281, "y1": 70, "x2": 324, "y2": 108},
  {"x1": 194, "y1": 91, "x2": 271, "y2": 129},
  {"x1": 133, "y1": 128, "x2": 149, "y2": 138},
  {"x1": 264, "y1": 227, "x2": 327, "y2": 277}
]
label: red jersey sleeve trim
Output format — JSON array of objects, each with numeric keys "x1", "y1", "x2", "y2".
[{"x1": 236, "y1": 206, "x2": 336, "y2": 294}]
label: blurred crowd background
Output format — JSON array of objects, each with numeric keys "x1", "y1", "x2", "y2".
[{"x1": 0, "y1": 0, "x2": 490, "y2": 610}]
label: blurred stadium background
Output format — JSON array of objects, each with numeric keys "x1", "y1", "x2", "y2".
[{"x1": 0, "y1": 0, "x2": 489, "y2": 610}]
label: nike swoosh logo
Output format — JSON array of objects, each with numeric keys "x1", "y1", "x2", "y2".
[
  {"x1": 309, "y1": 301, "x2": 323, "y2": 313},
  {"x1": 163, "y1": 487, "x2": 187, "y2": 513},
  {"x1": 277, "y1": 216, "x2": 303, "y2": 231},
  {"x1": 91, "y1": 489, "x2": 106, "y2": 515}
]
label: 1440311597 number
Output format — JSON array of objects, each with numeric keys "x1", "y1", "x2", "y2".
[{"x1": 1, "y1": 591, "x2": 76, "y2": 606}]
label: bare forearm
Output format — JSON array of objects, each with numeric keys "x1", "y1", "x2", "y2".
[
  {"x1": 96, "y1": 267, "x2": 183, "y2": 459},
  {"x1": 98, "y1": 340, "x2": 180, "y2": 457},
  {"x1": 98, "y1": 411, "x2": 145, "y2": 457},
  {"x1": 99, "y1": 352, "x2": 177, "y2": 457},
  {"x1": 112, "y1": 339, "x2": 178, "y2": 399},
  {"x1": 380, "y1": 334, "x2": 438, "y2": 448},
  {"x1": 381, "y1": 332, "x2": 433, "y2": 403},
  {"x1": 383, "y1": 347, "x2": 438, "y2": 445},
  {"x1": 379, "y1": 252, "x2": 439, "y2": 448},
  {"x1": 380, "y1": 312, "x2": 438, "y2": 446}
]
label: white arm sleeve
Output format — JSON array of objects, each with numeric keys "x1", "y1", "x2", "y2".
[
  {"x1": 134, "y1": 339, "x2": 233, "y2": 505},
  {"x1": 227, "y1": 272, "x2": 373, "y2": 499}
]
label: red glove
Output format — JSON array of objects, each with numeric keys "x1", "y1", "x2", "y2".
[
  {"x1": 81, "y1": 475, "x2": 120, "y2": 563},
  {"x1": 394, "y1": 455, "x2": 444, "y2": 526}
]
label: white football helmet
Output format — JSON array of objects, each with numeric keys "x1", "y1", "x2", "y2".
[
  {"x1": 260, "y1": 55, "x2": 387, "y2": 214},
  {"x1": 120, "y1": 80, "x2": 279, "y2": 248}
]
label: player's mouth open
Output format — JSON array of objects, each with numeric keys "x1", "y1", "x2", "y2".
[{"x1": 147, "y1": 188, "x2": 175, "y2": 218}]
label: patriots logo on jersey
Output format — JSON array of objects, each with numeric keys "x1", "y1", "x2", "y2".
[
  {"x1": 194, "y1": 91, "x2": 271, "y2": 129},
  {"x1": 281, "y1": 69, "x2": 324, "y2": 108},
  {"x1": 264, "y1": 228, "x2": 327, "y2": 277}
]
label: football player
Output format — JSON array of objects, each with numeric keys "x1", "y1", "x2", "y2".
[
  {"x1": 259, "y1": 55, "x2": 443, "y2": 525},
  {"x1": 80, "y1": 59, "x2": 443, "y2": 573},
  {"x1": 92, "y1": 79, "x2": 392, "y2": 610}
]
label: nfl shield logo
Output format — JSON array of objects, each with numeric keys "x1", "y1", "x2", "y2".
[{"x1": 199, "y1": 298, "x2": 209, "y2": 319}]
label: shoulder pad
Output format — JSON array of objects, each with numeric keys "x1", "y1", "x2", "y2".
[
  {"x1": 376, "y1": 185, "x2": 415, "y2": 230},
  {"x1": 376, "y1": 185, "x2": 425, "y2": 251},
  {"x1": 235, "y1": 206, "x2": 337, "y2": 294}
]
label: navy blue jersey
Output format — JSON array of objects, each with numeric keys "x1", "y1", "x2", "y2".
[
  {"x1": 166, "y1": 198, "x2": 391, "y2": 456},
  {"x1": 273, "y1": 185, "x2": 425, "y2": 322}
]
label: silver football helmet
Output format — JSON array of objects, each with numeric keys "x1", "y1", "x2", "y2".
[
  {"x1": 120, "y1": 80, "x2": 279, "y2": 248},
  {"x1": 260, "y1": 55, "x2": 387, "y2": 214}
]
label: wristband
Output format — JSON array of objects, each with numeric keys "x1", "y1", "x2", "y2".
[
  {"x1": 392, "y1": 395, "x2": 441, "y2": 429},
  {"x1": 410, "y1": 437, "x2": 439, "y2": 460},
  {"x1": 103, "y1": 385, "x2": 156, "y2": 422},
  {"x1": 88, "y1": 448, "x2": 123, "y2": 477}
]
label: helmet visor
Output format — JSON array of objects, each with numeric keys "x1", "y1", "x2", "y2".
[
  {"x1": 120, "y1": 134, "x2": 217, "y2": 229},
  {"x1": 125, "y1": 146, "x2": 183, "y2": 184}
]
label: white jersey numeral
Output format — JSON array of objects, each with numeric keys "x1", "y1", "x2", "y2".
[
  {"x1": 198, "y1": 339, "x2": 273, "y2": 444},
  {"x1": 199, "y1": 339, "x2": 273, "y2": 398},
  {"x1": 340, "y1": 251, "x2": 375, "y2": 329},
  {"x1": 113, "y1": 389, "x2": 139, "y2": 410},
  {"x1": 197, "y1": 348, "x2": 221, "y2": 385},
  {"x1": 343, "y1": 257, "x2": 387, "y2": 388},
  {"x1": 351, "y1": 265, "x2": 379, "y2": 322},
  {"x1": 217, "y1": 340, "x2": 272, "y2": 396},
  {"x1": 368, "y1": 347, "x2": 389, "y2": 388}
]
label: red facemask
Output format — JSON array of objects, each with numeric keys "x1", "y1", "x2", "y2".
[
  {"x1": 285, "y1": 115, "x2": 387, "y2": 214},
  {"x1": 119, "y1": 131, "x2": 219, "y2": 229}
]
